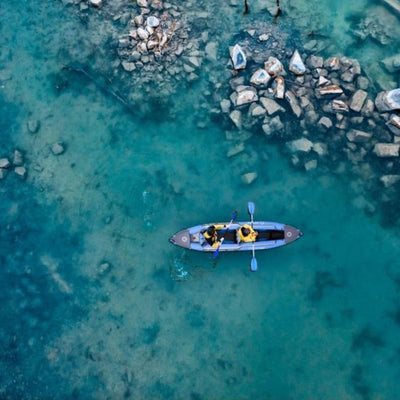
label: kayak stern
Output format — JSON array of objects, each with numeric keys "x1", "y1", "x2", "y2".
[{"x1": 169, "y1": 229, "x2": 191, "y2": 249}]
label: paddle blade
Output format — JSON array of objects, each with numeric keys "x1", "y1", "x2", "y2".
[
  {"x1": 247, "y1": 201, "x2": 255, "y2": 216},
  {"x1": 231, "y1": 210, "x2": 238, "y2": 221},
  {"x1": 250, "y1": 257, "x2": 258, "y2": 272},
  {"x1": 212, "y1": 246, "x2": 220, "y2": 259}
]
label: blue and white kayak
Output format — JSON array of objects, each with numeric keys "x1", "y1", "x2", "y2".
[
  {"x1": 169, "y1": 221, "x2": 302, "y2": 252},
  {"x1": 169, "y1": 203, "x2": 302, "y2": 272}
]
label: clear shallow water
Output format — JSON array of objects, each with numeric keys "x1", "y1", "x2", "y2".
[{"x1": 1, "y1": 1, "x2": 400, "y2": 399}]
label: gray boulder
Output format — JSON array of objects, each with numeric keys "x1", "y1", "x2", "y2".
[
  {"x1": 349, "y1": 90, "x2": 368, "y2": 112},
  {"x1": 0, "y1": 158, "x2": 10, "y2": 169},
  {"x1": 229, "y1": 110, "x2": 242, "y2": 128},
  {"x1": 274, "y1": 76, "x2": 285, "y2": 99},
  {"x1": 236, "y1": 88, "x2": 258, "y2": 106},
  {"x1": 260, "y1": 97, "x2": 284, "y2": 116},
  {"x1": 318, "y1": 85, "x2": 343, "y2": 96},
  {"x1": 285, "y1": 91, "x2": 302, "y2": 118},
  {"x1": 375, "y1": 89, "x2": 400, "y2": 112},
  {"x1": 318, "y1": 116, "x2": 333, "y2": 130}
]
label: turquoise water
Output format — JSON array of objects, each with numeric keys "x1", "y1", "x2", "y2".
[{"x1": 1, "y1": 1, "x2": 400, "y2": 399}]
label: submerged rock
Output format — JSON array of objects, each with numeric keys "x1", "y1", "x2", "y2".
[
  {"x1": 27, "y1": 120, "x2": 40, "y2": 134},
  {"x1": 14, "y1": 166, "x2": 27, "y2": 179},
  {"x1": 287, "y1": 138, "x2": 313, "y2": 153},
  {"x1": 241, "y1": 172, "x2": 257, "y2": 184},
  {"x1": 373, "y1": 143, "x2": 400, "y2": 157},
  {"x1": 0, "y1": 158, "x2": 10, "y2": 169},
  {"x1": 375, "y1": 88, "x2": 400, "y2": 112},
  {"x1": 230, "y1": 44, "x2": 247, "y2": 70},
  {"x1": 289, "y1": 50, "x2": 306, "y2": 76},
  {"x1": 89, "y1": 0, "x2": 102, "y2": 6},
  {"x1": 229, "y1": 110, "x2": 242, "y2": 129},
  {"x1": 380, "y1": 175, "x2": 400, "y2": 187},
  {"x1": 13, "y1": 150, "x2": 23, "y2": 166},
  {"x1": 346, "y1": 129, "x2": 372, "y2": 143},
  {"x1": 51, "y1": 142, "x2": 65, "y2": 155},
  {"x1": 146, "y1": 16, "x2": 160, "y2": 28}
]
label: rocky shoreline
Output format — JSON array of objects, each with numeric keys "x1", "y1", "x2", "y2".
[{"x1": 3, "y1": 0, "x2": 400, "y2": 223}]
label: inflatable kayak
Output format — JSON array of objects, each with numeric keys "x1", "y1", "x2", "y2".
[{"x1": 169, "y1": 202, "x2": 303, "y2": 271}]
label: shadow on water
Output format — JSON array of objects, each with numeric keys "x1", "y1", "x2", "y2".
[{"x1": 0, "y1": 179, "x2": 90, "y2": 399}]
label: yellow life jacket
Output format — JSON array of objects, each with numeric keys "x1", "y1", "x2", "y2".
[
  {"x1": 238, "y1": 224, "x2": 258, "y2": 243},
  {"x1": 203, "y1": 224, "x2": 225, "y2": 246}
]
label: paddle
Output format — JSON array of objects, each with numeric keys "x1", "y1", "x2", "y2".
[
  {"x1": 247, "y1": 202, "x2": 258, "y2": 272},
  {"x1": 212, "y1": 211, "x2": 238, "y2": 259}
]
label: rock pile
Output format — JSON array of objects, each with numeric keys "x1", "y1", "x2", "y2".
[
  {"x1": 0, "y1": 150, "x2": 26, "y2": 180},
  {"x1": 219, "y1": 41, "x2": 400, "y2": 193}
]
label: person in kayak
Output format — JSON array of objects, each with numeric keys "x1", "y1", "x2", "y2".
[
  {"x1": 238, "y1": 224, "x2": 258, "y2": 243},
  {"x1": 202, "y1": 224, "x2": 225, "y2": 247}
]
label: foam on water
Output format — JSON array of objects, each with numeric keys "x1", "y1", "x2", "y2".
[{"x1": 1, "y1": 1, "x2": 400, "y2": 399}]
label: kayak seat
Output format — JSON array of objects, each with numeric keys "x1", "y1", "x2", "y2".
[
  {"x1": 257, "y1": 229, "x2": 285, "y2": 241},
  {"x1": 217, "y1": 229, "x2": 237, "y2": 244}
]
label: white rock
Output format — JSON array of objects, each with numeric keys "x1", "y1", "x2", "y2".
[
  {"x1": 251, "y1": 105, "x2": 266, "y2": 117},
  {"x1": 146, "y1": 40, "x2": 158, "y2": 50},
  {"x1": 264, "y1": 56, "x2": 283, "y2": 77},
  {"x1": 122, "y1": 61, "x2": 136, "y2": 71},
  {"x1": 258, "y1": 33, "x2": 269, "y2": 41},
  {"x1": 146, "y1": 16, "x2": 160, "y2": 28},
  {"x1": 134, "y1": 15, "x2": 143, "y2": 26},
  {"x1": 318, "y1": 76, "x2": 329, "y2": 86},
  {"x1": 137, "y1": 27, "x2": 149, "y2": 40},
  {"x1": 229, "y1": 110, "x2": 242, "y2": 129},
  {"x1": 289, "y1": 50, "x2": 306, "y2": 75},
  {"x1": 287, "y1": 138, "x2": 313, "y2": 153},
  {"x1": 236, "y1": 89, "x2": 258, "y2": 106},
  {"x1": 274, "y1": 76, "x2": 285, "y2": 99},
  {"x1": 241, "y1": 172, "x2": 257, "y2": 184},
  {"x1": 137, "y1": 0, "x2": 148, "y2": 7},
  {"x1": 373, "y1": 143, "x2": 400, "y2": 157},
  {"x1": 89, "y1": 0, "x2": 102, "y2": 7},
  {"x1": 250, "y1": 69, "x2": 270, "y2": 86},
  {"x1": 230, "y1": 44, "x2": 247, "y2": 70}
]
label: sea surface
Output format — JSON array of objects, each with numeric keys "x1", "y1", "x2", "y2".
[{"x1": 1, "y1": 1, "x2": 400, "y2": 399}]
